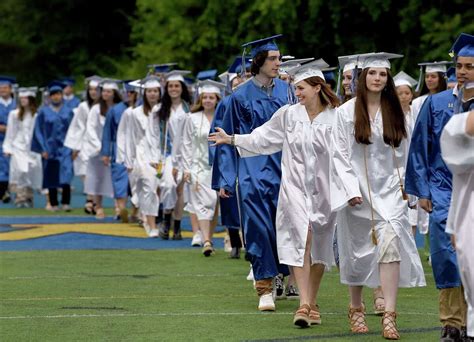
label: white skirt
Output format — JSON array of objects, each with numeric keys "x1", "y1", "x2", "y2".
[
  {"x1": 188, "y1": 181, "x2": 217, "y2": 221},
  {"x1": 159, "y1": 156, "x2": 177, "y2": 211},
  {"x1": 136, "y1": 164, "x2": 160, "y2": 216},
  {"x1": 84, "y1": 156, "x2": 114, "y2": 197},
  {"x1": 73, "y1": 154, "x2": 87, "y2": 177}
]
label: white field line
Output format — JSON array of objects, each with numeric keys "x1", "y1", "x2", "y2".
[{"x1": 0, "y1": 311, "x2": 438, "y2": 320}]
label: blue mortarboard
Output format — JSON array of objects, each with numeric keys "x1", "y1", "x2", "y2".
[
  {"x1": 61, "y1": 77, "x2": 75, "y2": 86},
  {"x1": 48, "y1": 80, "x2": 66, "y2": 93},
  {"x1": 450, "y1": 33, "x2": 474, "y2": 58},
  {"x1": 196, "y1": 69, "x2": 217, "y2": 81},
  {"x1": 0, "y1": 75, "x2": 16, "y2": 86},
  {"x1": 123, "y1": 80, "x2": 138, "y2": 92},
  {"x1": 446, "y1": 67, "x2": 457, "y2": 83},
  {"x1": 242, "y1": 34, "x2": 283, "y2": 58},
  {"x1": 228, "y1": 56, "x2": 251, "y2": 74},
  {"x1": 148, "y1": 63, "x2": 177, "y2": 73},
  {"x1": 322, "y1": 67, "x2": 337, "y2": 82},
  {"x1": 183, "y1": 76, "x2": 195, "y2": 86}
]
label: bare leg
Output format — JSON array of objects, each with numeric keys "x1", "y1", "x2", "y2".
[
  {"x1": 308, "y1": 263, "x2": 325, "y2": 305},
  {"x1": 173, "y1": 181, "x2": 185, "y2": 220},
  {"x1": 199, "y1": 220, "x2": 213, "y2": 242},
  {"x1": 379, "y1": 262, "x2": 400, "y2": 312},
  {"x1": 146, "y1": 215, "x2": 157, "y2": 230},
  {"x1": 349, "y1": 286, "x2": 364, "y2": 308},
  {"x1": 190, "y1": 213, "x2": 199, "y2": 234},
  {"x1": 292, "y1": 229, "x2": 312, "y2": 306}
]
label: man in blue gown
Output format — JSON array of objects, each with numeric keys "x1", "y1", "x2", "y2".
[
  {"x1": 218, "y1": 35, "x2": 291, "y2": 311},
  {"x1": 61, "y1": 78, "x2": 81, "y2": 109},
  {"x1": 0, "y1": 76, "x2": 17, "y2": 203},
  {"x1": 406, "y1": 33, "x2": 474, "y2": 341},
  {"x1": 31, "y1": 81, "x2": 74, "y2": 211}
]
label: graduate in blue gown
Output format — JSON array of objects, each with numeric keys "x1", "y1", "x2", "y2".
[
  {"x1": 0, "y1": 76, "x2": 17, "y2": 203},
  {"x1": 100, "y1": 81, "x2": 138, "y2": 222},
  {"x1": 61, "y1": 78, "x2": 81, "y2": 109},
  {"x1": 31, "y1": 81, "x2": 74, "y2": 211},
  {"x1": 405, "y1": 33, "x2": 474, "y2": 338},
  {"x1": 217, "y1": 35, "x2": 291, "y2": 311}
]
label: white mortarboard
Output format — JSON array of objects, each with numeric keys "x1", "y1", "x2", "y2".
[
  {"x1": 287, "y1": 59, "x2": 329, "y2": 84},
  {"x1": 100, "y1": 79, "x2": 121, "y2": 91},
  {"x1": 359, "y1": 52, "x2": 403, "y2": 69},
  {"x1": 165, "y1": 70, "x2": 191, "y2": 83},
  {"x1": 128, "y1": 79, "x2": 143, "y2": 89},
  {"x1": 418, "y1": 61, "x2": 451, "y2": 73},
  {"x1": 18, "y1": 87, "x2": 38, "y2": 97},
  {"x1": 279, "y1": 58, "x2": 315, "y2": 74},
  {"x1": 140, "y1": 75, "x2": 162, "y2": 89},
  {"x1": 393, "y1": 71, "x2": 418, "y2": 88},
  {"x1": 198, "y1": 79, "x2": 226, "y2": 95},
  {"x1": 85, "y1": 75, "x2": 102, "y2": 88},
  {"x1": 281, "y1": 55, "x2": 295, "y2": 61},
  {"x1": 218, "y1": 71, "x2": 237, "y2": 84},
  {"x1": 338, "y1": 54, "x2": 361, "y2": 73}
]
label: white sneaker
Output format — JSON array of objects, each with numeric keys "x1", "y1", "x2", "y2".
[
  {"x1": 143, "y1": 221, "x2": 151, "y2": 236},
  {"x1": 246, "y1": 266, "x2": 254, "y2": 281},
  {"x1": 148, "y1": 228, "x2": 159, "y2": 238},
  {"x1": 224, "y1": 234, "x2": 232, "y2": 252},
  {"x1": 258, "y1": 293, "x2": 275, "y2": 311},
  {"x1": 191, "y1": 231, "x2": 203, "y2": 247}
]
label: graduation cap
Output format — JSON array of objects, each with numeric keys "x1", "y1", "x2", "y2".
[
  {"x1": 287, "y1": 59, "x2": 329, "y2": 84},
  {"x1": 123, "y1": 79, "x2": 139, "y2": 92},
  {"x1": 393, "y1": 71, "x2": 417, "y2": 88},
  {"x1": 165, "y1": 70, "x2": 191, "y2": 83},
  {"x1": 140, "y1": 75, "x2": 162, "y2": 89},
  {"x1": 446, "y1": 67, "x2": 457, "y2": 83},
  {"x1": 242, "y1": 34, "x2": 283, "y2": 58},
  {"x1": 60, "y1": 77, "x2": 76, "y2": 86},
  {"x1": 148, "y1": 63, "x2": 177, "y2": 73},
  {"x1": 18, "y1": 87, "x2": 38, "y2": 97},
  {"x1": 100, "y1": 78, "x2": 122, "y2": 91},
  {"x1": 228, "y1": 56, "x2": 251, "y2": 74},
  {"x1": 279, "y1": 58, "x2": 315, "y2": 74},
  {"x1": 47, "y1": 80, "x2": 66, "y2": 93},
  {"x1": 85, "y1": 75, "x2": 102, "y2": 88},
  {"x1": 450, "y1": 33, "x2": 474, "y2": 58},
  {"x1": 322, "y1": 67, "x2": 338, "y2": 83},
  {"x1": 197, "y1": 79, "x2": 226, "y2": 95},
  {"x1": 196, "y1": 69, "x2": 217, "y2": 81},
  {"x1": 0, "y1": 75, "x2": 16, "y2": 86},
  {"x1": 281, "y1": 55, "x2": 295, "y2": 61}
]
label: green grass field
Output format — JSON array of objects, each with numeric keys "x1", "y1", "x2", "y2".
[{"x1": 0, "y1": 247, "x2": 440, "y2": 341}]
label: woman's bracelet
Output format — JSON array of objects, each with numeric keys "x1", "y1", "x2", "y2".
[{"x1": 230, "y1": 134, "x2": 235, "y2": 146}]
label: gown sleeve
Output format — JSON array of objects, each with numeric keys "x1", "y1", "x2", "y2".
[
  {"x1": 233, "y1": 104, "x2": 288, "y2": 157},
  {"x1": 405, "y1": 96, "x2": 433, "y2": 199},
  {"x1": 100, "y1": 106, "x2": 114, "y2": 157},
  {"x1": 31, "y1": 109, "x2": 47, "y2": 154},
  {"x1": 64, "y1": 104, "x2": 86, "y2": 151},
  {"x1": 181, "y1": 115, "x2": 194, "y2": 174},
  {"x1": 440, "y1": 111, "x2": 474, "y2": 175},
  {"x1": 2, "y1": 110, "x2": 17, "y2": 154},
  {"x1": 331, "y1": 106, "x2": 362, "y2": 210},
  {"x1": 81, "y1": 106, "x2": 102, "y2": 160}
]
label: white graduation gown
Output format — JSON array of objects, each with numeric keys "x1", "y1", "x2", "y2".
[
  {"x1": 3, "y1": 110, "x2": 42, "y2": 190},
  {"x1": 440, "y1": 111, "x2": 474, "y2": 318},
  {"x1": 81, "y1": 104, "x2": 113, "y2": 198},
  {"x1": 128, "y1": 105, "x2": 160, "y2": 216},
  {"x1": 64, "y1": 101, "x2": 90, "y2": 176},
  {"x1": 332, "y1": 98, "x2": 425, "y2": 287},
  {"x1": 411, "y1": 94, "x2": 429, "y2": 123},
  {"x1": 182, "y1": 112, "x2": 217, "y2": 221},
  {"x1": 234, "y1": 103, "x2": 337, "y2": 269}
]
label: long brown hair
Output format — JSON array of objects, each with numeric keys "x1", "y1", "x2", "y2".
[
  {"x1": 354, "y1": 68, "x2": 407, "y2": 147},
  {"x1": 18, "y1": 96, "x2": 37, "y2": 121},
  {"x1": 191, "y1": 93, "x2": 221, "y2": 113},
  {"x1": 303, "y1": 76, "x2": 340, "y2": 108},
  {"x1": 417, "y1": 71, "x2": 447, "y2": 96},
  {"x1": 99, "y1": 89, "x2": 122, "y2": 116}
]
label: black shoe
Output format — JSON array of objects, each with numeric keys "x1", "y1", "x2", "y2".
[
  {"x1": 441, "y1": 325, "x2": 461, "y2": 342},
  {"x1": 172, "y1": 231, "x2": 182, "y2": 240},
  {"x1": 229, "y1": 247, "x2": 240, "y2": 259},
  {"x1": 159, "y1": 225, "x2": 170, "y2": 240},
  {"x1": 274, "y1": 274, "x2": 286, "y2": 300},
  {"x1": 2, "y1": 191, "x2": 11, "y2": 204}
]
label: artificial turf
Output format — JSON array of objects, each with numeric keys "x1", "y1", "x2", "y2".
[{"x1": 0, "y1": 248, "x2": 440, "y2": 341}]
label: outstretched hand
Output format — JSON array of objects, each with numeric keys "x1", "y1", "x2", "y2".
[{"x1": 208, "y1": 127, "x2": 232, "y2": 146}]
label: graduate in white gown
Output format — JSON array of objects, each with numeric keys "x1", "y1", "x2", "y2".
[
  {"x1": 210, "y1": 59, "x2": 340, "y2": 328},
  {"x1": 128, "y1": 76, "x2": 163, "y2": 237},
  {"x1": 3, "y1": 87, "x2": 42, "y2": 207},
  {"x1": 156, "y1": 70, "x2": 192, "y2": 240},
  {"x1": 441, "y1": 109, "x2": 474, "y2": 339},
  {"x1": 81, "y1": 79, "x2": 121, "y2": 219},
  {"x1": 64, "y1": 76, "x2": 101, "y2": 214},
  {"x1": 182, "y1": 80, "x2": 224, "y2": 255},
  {"x1": 332, "y1": 53, "x2": 425, "y2": 339}
]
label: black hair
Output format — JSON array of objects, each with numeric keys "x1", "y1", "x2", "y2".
[
  {"x1": 157, "y1": 80, "x2": 191, "y2": 121},
  {"x1": 250, "y1": 51, "x2": 269, "y2": 76}
]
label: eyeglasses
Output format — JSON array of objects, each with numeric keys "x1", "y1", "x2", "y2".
[{"x1": 266, "y1": 56, "x2": 282, "y2": 62}]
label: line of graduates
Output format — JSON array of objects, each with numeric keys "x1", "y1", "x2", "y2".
[{"x1": 0, "y1": 31, "x2": 473, "y2": 341}]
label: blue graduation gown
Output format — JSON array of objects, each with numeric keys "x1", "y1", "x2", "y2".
[
  {"x1": 405, "y1": 88, "x2": 473, "y2": 289},
  {"x1": 101, "y1": 102, "x2": 129, "y2": 199},
  {"x1": 64, "y1": 96, "x2": 81, "y2": 109},
  {"x1": 219, "y1": 78, "x2": 290, "y2": 280},
  {"x1": 0, "y1": 99, "x2": 16, "y2": 182},
  {"x1": 209, "y1": 96, "x2": 240, "y2": 229},
  {"x1": 31, "y1": 104, "x2": 74, "y2": 188}
]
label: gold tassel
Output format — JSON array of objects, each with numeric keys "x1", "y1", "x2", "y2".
[{"x1": 371, "y1": 226, "x2": 378, "y2": 245}]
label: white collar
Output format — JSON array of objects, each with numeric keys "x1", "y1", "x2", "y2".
[
  {"x1": 63, "y1": 94, "x2": 74, "y2": 101},
  {"x1": 0, "y1": 97, "x2": 12, "y2": 107}
]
